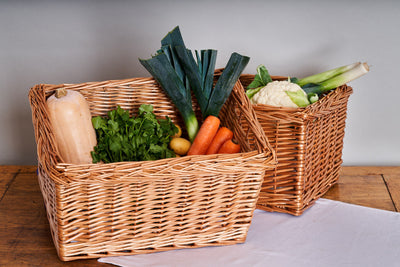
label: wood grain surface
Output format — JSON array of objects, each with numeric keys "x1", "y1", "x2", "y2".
[{"x1": 0, "y1": 165, "x2": 398, "y2": 266}]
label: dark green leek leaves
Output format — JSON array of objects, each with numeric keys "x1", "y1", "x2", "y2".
[
  {"x1": 139, "y1": 53, "x2": 198, "y2": 142},
  {"x1": 139, "y1": 26, "x2": 249, "y2": 140},
  {"x1": 205, "y1": 52, "x2": 249, "y2": 117}
]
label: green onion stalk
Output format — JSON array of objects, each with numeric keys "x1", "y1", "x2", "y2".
[
  {"x1": 296, "y1": 62, "x2": 361, "y2": 87},
  {"x1": 299, "y1": 62, "x2": 370, "y2": 95}
]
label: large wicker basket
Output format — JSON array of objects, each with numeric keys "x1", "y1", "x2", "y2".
[
  {"x1": 29, "y1": 76, "x2": 275, "y2": 261},
  {"x1": 240, "y1": 74, "x2": 353, "y2": 216}
]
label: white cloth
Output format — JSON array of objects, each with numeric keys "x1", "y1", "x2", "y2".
[{"x1": 99, "y1": 199, "x2": 400, "y2": 267}]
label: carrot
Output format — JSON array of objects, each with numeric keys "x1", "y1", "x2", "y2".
[
  {"x1": 187, "y1": 115, "x2": 220, "y2": 155},
  {"x1": 217, "y1": 139, "x2": 241, "y2": 154},
  {"x1": 205, "y1": 127, "x2": 234, "y2": 155}
]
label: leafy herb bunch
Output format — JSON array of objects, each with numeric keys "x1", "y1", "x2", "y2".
[{"x1": 91, "y1": 104, "x2": 178, "y2": 163}]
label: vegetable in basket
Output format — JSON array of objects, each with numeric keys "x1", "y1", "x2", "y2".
[
  {"x1": 139, "y1": 26, "x2": 249, "y2": 142},
  {"x1": 187, "y1": 115, "x2": 221, "y2": 155},
  {"x1": 205, "y1": 126, "x2": 234, "y2": 155},
  {"x1": 46, "y1": 88, "x2": 97, "y2": 164},
  {"x1": 169, "y1": 137, "x2": 191, "y2": 156},
  {"x1": 246, "y1": 62, "x2": 369, "y2": 108},
  {"x1": 218, "y1": 139, "x2": 241, "y2": 154},
  {"x1": 91, "y1": 104, "x2": 178, "y2": 163}
]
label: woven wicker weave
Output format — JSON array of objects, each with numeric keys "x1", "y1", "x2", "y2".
[
  {"x1": 239, "y1": 74, "x2": 353, "y2": 216},
  {"x1": 29, "y1": 76, "x2": 275, "y2": 261}
]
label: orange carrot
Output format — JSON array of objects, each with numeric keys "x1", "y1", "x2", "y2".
[
  {"x1": 205, "y1": 127, "x2": 234, "y2": 155},
  {"x1": 217, "y1": 139, "x2": 241, "y2": 154},
  {"x1": 187, "y1": 115, "x2": 220, "y2": 155}
]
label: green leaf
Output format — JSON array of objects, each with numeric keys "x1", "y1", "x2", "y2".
[
  {"x1": 201, "y1": 49, "x2": 217, "y2": 101},
  {"x1": 204, "y1": 52, "x2": 250, "y2": 117},
  {"x1": 285, "y1": 90, "x2": 310, "y2": 108},
  {"x1": 139, "y1": 52, "x2": 199, "y2": 141},
  {"x1": 108, "y1": 120, "x2": 119, "y2": 133},
  {"x1": 139, "y1": 104, "x2": 153, "y2": 115},
  {"x1": 161, "y1": 26, "x2": 186, "y2": 48},
  {"x1": 91, "y1": 104, "x2": 176, "y2": 163},
  {"x1": 247, "y1": 65, "x2": 272, "y2": 89},
  {"x1": 92, "y1": 116, "x2": 106, "y2": 130},
  {"x1": 109, "y1": 135, "x2": 122, "y2": 153},
  {"x1": 108, "y1": 109, "x2": 117, "y2": 121},
  {"x1": 174, "y1": 45, "x2": 208, "y2": 114},
  {"x1": 301, "y1": 83, "x2": 325, "y2": 95},
  {"x1": 308, "y1": 93, "x2": 319, "y2": 104},
  {"x1": 245, "y1": 86, "x2": 263, "y2": 99},
  {"x1": 149, "y1": 144, "x2": 163, "y2": 153}
]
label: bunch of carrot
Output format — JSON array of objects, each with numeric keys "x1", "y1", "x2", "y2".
[{"x1": 187, "y1": 115, "x2": 241, "y2": 156}]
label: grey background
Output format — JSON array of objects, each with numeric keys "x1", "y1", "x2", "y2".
[{"x1": 1, "y1": 0, "x2": 399, "y2": 165}]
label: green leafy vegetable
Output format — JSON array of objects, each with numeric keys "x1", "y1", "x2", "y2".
[
  {"x1": 245, "y1": 65, "x2": 272, "y2": 99},
  {"x1": 246, "y1": 62, "x2": 369, "y2": 107},
  {"x1": 247, "y1": 65, "x2": 273, "y2": 89},
  {"x1": 159, "y1": 26, "x2": 250, "y2": 119},
  {"x1": 140, "y1": 27, "x2": 200, "y2": 142},
  {"x1": 204, "y1": 52, "x2": 250, "y2": 117},
  {"x1": 175, "y1": 45, "x2": 249, "y2": 118},
  {"x1": 173, "y1": 45, "x2": 213, "y2": 114},
  {"x1": 285, "y1": 90, "x2": 310, "y2": 107},
  {"x1": 140, "y1": 26, "x2": 249, "y2": 139},
  {"x1": 139, "y1": 53, "x2": 199, "y2": 142},
  {"x1": 91, "y1": 105, "x2": 178, "y2": 163}
]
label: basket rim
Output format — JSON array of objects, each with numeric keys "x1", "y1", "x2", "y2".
[
  {"x1": 30, "y1": 75, "x2": 276, "y2": 185},
  {"x1": 49, "y1": 150, "x2": 270, "y2": 185}
]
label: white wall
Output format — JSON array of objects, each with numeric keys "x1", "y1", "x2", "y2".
[{"x1": 1, "y1": 0, "x2": 399, "y2": 165}]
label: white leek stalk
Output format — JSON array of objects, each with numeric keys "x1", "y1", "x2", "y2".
[
  {"x1": 301, "y1": 62, "x2": 370, "y2": 95},
  {"x1": 297, "y1": 62, "x2": 361, "y2": 87}
]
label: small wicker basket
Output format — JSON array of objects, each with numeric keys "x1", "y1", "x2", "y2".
[
  {"x1": 29, "y1": 76, "x2": 275, "y2": 261},
  {"x1": 239, "y1": 74, "x2": 353, "y2": 216}
]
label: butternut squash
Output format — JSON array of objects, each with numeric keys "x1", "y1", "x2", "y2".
[{"x1": 46, "y1": 88, "x2": 97, "y2": 164}]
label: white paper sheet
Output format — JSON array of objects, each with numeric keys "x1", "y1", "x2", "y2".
[{"x1": 99, "y1": 199, "x2": 400, "y2": 267}]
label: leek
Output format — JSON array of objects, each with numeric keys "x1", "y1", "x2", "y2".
[
  {"x1": 140, "y1": 26, "x2": 249, "y2": 141},
  {"x1": 296, "y1": 62, "x2": 360, "y2": 87},
  {"x1": 203, "y1": 52, "x2": 250, "y2": 117},
  {"x1": 174, "y1": 46, "x2": 217, "y2": 115},
  {"x1": 175, "y1": 47, "x2": 249, "y2": 118},
  {"x1": 139, "y1": 53, "x2": 199, "y2": 142},
  {"x1": 300, "y1": 62, "x2": 370, "y2": 95}
]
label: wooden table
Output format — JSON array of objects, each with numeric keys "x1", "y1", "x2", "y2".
[{"x1": 1, "y1": 165, "x2": 399, "y2": 266}]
